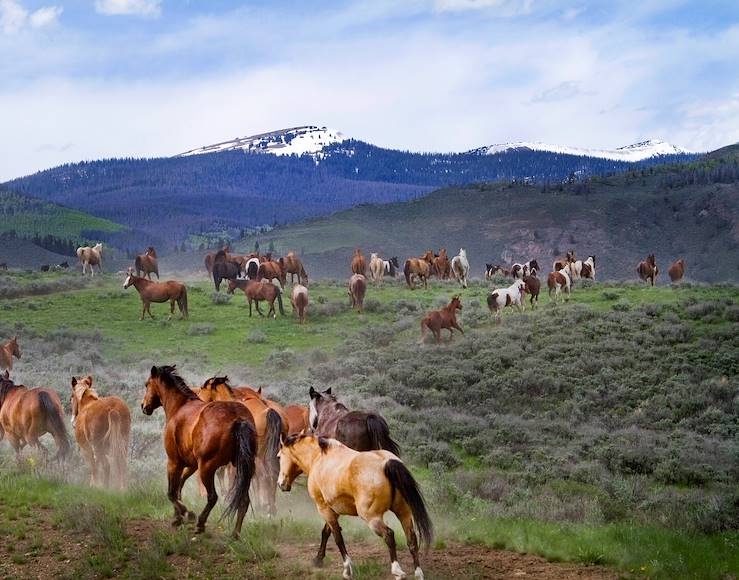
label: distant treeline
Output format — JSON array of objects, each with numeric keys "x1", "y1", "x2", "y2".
[{"x1": 0, "y1": 230, "x2": 76, "y2": 256}]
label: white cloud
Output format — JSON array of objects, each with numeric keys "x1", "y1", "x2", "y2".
[
  {"x1": 0, "y1": 0, "x2": 61, "y2": 34},
  {"x1": 434, "y1": 0, "x2": 532, "y2": 15},
  {"x1": 95, "y1": 0, "x2": 161, "y2": 17},
  {"x1": 29, "y1": 5, "x2": 62, "y2": 28}
]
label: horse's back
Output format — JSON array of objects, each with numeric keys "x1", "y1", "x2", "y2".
[
  {"x1": 80, "y1": 397, "x2": 131, "y2": 442},
  {"x1": 189, "y1": 401, "x2": 255, "y2": 459}
]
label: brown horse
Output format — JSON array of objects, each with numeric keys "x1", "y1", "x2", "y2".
[
  {"x1": 124, "y1": 270, "x2": 188, "y2": 320},
  {"x1": 227, "y1": 279, "x2": 284, "y2": 318},
  {"x1": 523, "y1": 274, "x2": 540, "y2": 308},
  {"x1": 0, "y1": 371, "x2": 69, "y2": 461},
  {"x1": 637, "y1": 254, "x2": 659, "y2": 286},
  {"x1": 668, "y1": 259, "x2": 685, "y2": 282},
  {"x1": 348, "y1": 274, "x2": 367, "y2": 312},
  {"x1": 135, "y1": 247, "x2": 159, "y2": 280},
  {"x1": 553, "y1": 249, "x2": 576, "y2": 273},
  {"x1": 432, "y1": 248, "x2": 451, "y2": 280},
  {"x1": 257, "y1": 259, "x2": 286, "y2": 289},
  {"x1": 404, "y1": 251, "x2": 434, "y2": 290},
  {"x1": 282, "y1": 252, "x2": 308, "y2": 285},
  {"x1": 212, "y1": 250, "x2": 242, "y2": 291},
  {"x1": 421, "y1": 295, "x2": 463, "y2": 343},
  {"x1": 284, "y1": 404, "x2": 309, "y2": 435},
  {"x1": 71, "y1": 375, "x2": 131, "y2": 489},
  {"x1": 0, "y1": 337, "x2": 21, "y2": 372},
  {"x1": 351, "y1": 248, "x2": 366, "y2": 276},
  {"x1": 141, "y1": 366, "x2": 257, "y2": 536},
  {"x1": 291, "y1": 284, "x2": 309, "y2": 324}
]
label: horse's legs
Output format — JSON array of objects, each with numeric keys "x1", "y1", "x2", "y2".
[
  {"x1": 94, "y1": 444, "x2": 111, "y2": 487},
  {"x1": 178, "y1": 466, "x2": 197, "y2": 521},
  {"x1": 398, "y1": 508, "x2": 424, "y2": 579},
  {"x1": 433, "y1": 328, "x2": 441, "y2": 343},
  {"x1": 267, "y1": 300, "x2": 276, "y2": 319},
  {"x1": 147, "y1": 302, "x2": 155, "y2": 319},
  {"x1": 167, "y1": 462, "x2": 189, "y2": 526},
  {"x1": 79, "y1": 441, "x2": 97, "y2": 485},
  {"x1": 195, "y1": 462, "x2": 219, "y2": 533},
  {"x1": 255, "y1": 300, "x2": 265, "y2": 317},
  {"x1": 169, "y1": 299, "x2": 175, "y2": 320},
  {"x1": 367, "y1": 517, "x2": 404, "y2": 579},
  {"x1": 140, "y1": 302, "x2": 146, "y2": 320},
  {"x1": 320, "y1": 509, "x2": 352, "y2": 579},
  {"x1": 314, "y1": 523, "x2": 332, "y2": 567}
]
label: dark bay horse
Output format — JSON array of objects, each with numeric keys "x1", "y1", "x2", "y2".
[
  {"x1": 404, "y1": 251, "x2": 434, "y2": 290},
  {"x1": 141, "y1": 366, "x2": 257, "y2": 536},
  {"x1": 123, "y1": 270, "x2": 188, "y2": 320},
  {"x1": 308, "y1": 387, "x2": 400, "y2": 456},
  {"x1": 135, "y1": 247, "x2": 159, "y2": 280},
  {"x1": 420, "y1": 295, "x2": 463, "y2": 343},
  {"x1": 523, "y1": 274, "x2": 540, "y2": 308},
  {"x1": 0, "y1": 337, "x2": 21, "y2": 372},
  {"x1": 213, "y1": 250, "x2": 241, "y2": 291},
  {"x1": 637, "y1": 254, "x2": 659, "y2": 286},
  {"x1": 227, "y1": 279, "x2": 284, "y2": 318}
]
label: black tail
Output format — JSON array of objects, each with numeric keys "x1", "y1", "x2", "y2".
[
  {"x1": 224, "y1": 420, "x2": 257, "y2": 520},
  {"x1": 384, "y1": 459, "x2": 433, "y2": 549},
  {"x1": 178, "y1": 287, "x2": 188, "y2": 318},
  {"x1": 276, "y1": 290, "x2": 285, "y2": 316},
  {"x1": 367, "y1": 413, "x2": 401, "y2": 456},
  {"x1": 38, "y1": 391, "x2": 70, "y2": 458},
  {"x1": 264, "y1": 409, "x2": 282, "y2": 479}
]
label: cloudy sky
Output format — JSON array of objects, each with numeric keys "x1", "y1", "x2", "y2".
[{"x1": 1, "y1": 0, "x2": 738, "y2": 180}]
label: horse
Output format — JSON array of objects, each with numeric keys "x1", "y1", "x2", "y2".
[
  {"x1": 285, "y1": 404, "x2": 310, "y2": 435},
  {"x1": 141, "y1": 365, "x2": 257, "y2": 536},
  {"x1": 57, "y1": 261, "x2": 69, "y2": 269},
  {"x1": 40, "y1": 264, "x2": 50, "y2": 272},
  {"x1": 0, "y1": 337, "x2": 21, "y2": 372},
  {"x1": 369, "y1": 253, "x2": 385, "y2": 283},
  {"x1": 420, "y1": 295, "x2": 463, "y2": 343},
  {"x1": 485, "y1": 264, "x2": 510, "y2": 279},
  {"x1": 308, "y1": 387, "x2": 400, "y2": 456},
  {"x1": 451, "y1": 248, "x2": 470, "y2": 288},
  {"x1": 512, "y1": 259, "x2": 539, "y2": 279},
  {"x1": 70, "y1": 375, "x2": 131, "y2": 489},
  {"x1": 351, "y1": 248, "x2": 366, "y2": 276},
  {"x1": 291, "y1": 284, "x2": 309, "y2": 324},
  {"x1": 282, "y1": 251, "x2": 308, "y2": 285},
  {"x1": 227, "y1": 279, "x2": 284, "y2": 318},
  {"x1": 548, "y1": 268, "x2": 572, "y2": 303},
  {"x1": 523, "y1": 274, "x2": 540, "y2": 308},
  {"x1": 553, "y1": 250, "x2": 576, "y2": 273},
  {"x1": 668, "y1": 259, "x2": 685, "y2": 282},
  {"x1": 244, "y1": 256, "x2": 260, "y2": 280},
  {"x1": 487, "y1": 279, "x2": 526, "y2": 322},
  {"x1": 432, "y1": 248, "x2": 451, "y2": 280},
  {"x1": 0, "y1": 371, "x2": 69, "y2": 462},
  {"x1": 277, "y1": 434, "x2": 433, "y2": 580},
  {"x1": 135, "y1": 247, "x2": 159, "y2": 280},
  {"x1": 124, "y1": 269, "x2": 188, "y2": 320},
  {"x1": 213, "y1": 250, "x2": 242, "y2": 292},
  {"x1": 574, "y1": 255, "x2": 596, "y2": 281},
  {"x1": 404, "y1": 251, "x2": 434, "y2": 290},
  {"x1": 383, "y1": 257, "x2": 400, "y2": 279},
  {"x1": 257, "y1": 259, "x2": 286, "y2": 289},
  {"x1": 637, "y1": 254, "x2": 659, "y2": 286},
  {"x1": 348, "y1": 274, "x2": 367, "y2": 312},
  {"x1": 77, "y1": 243, "x2": 103, "y2": 276}
]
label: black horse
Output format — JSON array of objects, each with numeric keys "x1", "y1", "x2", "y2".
[
  {"x1": 212, "y1": 250, "x2": 241, "y2": 292},
  {"x1": 384, "y1": 256, "x2": 400, "y2": 278}
]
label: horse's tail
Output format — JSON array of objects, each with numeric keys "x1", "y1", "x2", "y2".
[
  {"x1": 38, "y1": 391, "x2": 70, "y2": 459},
  {"x1": 224, "y1": 419, "x2": 257, "y2": 520},
  {"x1": 404, "y1": 260, "x2": 412, "y2": 287},
  {"x1": 367, "y1": 413, "x2": 400, "y2": 456},
  {"x1": 76, "y1": 247, "x2": 84, "y2": 260},
  {"x1": 178, "y1": 286, "x2": 188, "y2": 318},
  {"x1": 384, "y1": 459, "x2": 433, "y2": 550},
  {"x1": 276, "y1": 289, "x2": 285, "y2": 316},
  {"x1": 265, "y1": 409, "x2": 282, "y2": 479},
  {"x1": 106, "y1": 408, "x2": 129, "y2": 489},
  {"x1": 134, "y1": 255, "x2": 142, "y2": 272}
]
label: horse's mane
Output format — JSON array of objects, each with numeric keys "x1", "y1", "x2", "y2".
[
  {"x1": 158, "y1": 366, "x2": 199, "y2": 400},
  {"x1": 146, "y1": 247, "x2": 157, "y2": 257},
  {"x1": 283, "y1": 433, "x2": 335, "y2": 454},
  {"x1": 205, "y1": 376, "x2": 234, "y2": 396},
  {"x1": 74, "y1": 380, "x2": 99, "y2": 401},
  {"x1": 0, "y1": 376, "x2": 20, "y2": 406}
]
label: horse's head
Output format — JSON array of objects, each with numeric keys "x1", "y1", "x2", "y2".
[
  {"x1": 422, "y1": 250, "x2": 434, "y2": 263},
  {"x1": 94, "y1": 243, "x2": 103, "y2": 254},
  {"x1": 308, "y1": 386, "x2": 336, "y2": 430},
  {"x1": 10, "y1": 337, "x2": 20, "y2": 359},
  {"x1": 70, "y1": 375, "x2": 95, "y2": 418},
  {"x1": 353, "y1": 248, "x2": 362, "y2": 257},
  {"x1": 390, "y1": 257, "x2": 399, "y2": 268},
  {"x1": 123, "y1": 268, "x2": 135, "y2": 289},
  {"x1": 529, "y1": 259, "x2": 540, "y2": 273},
  {"x1": 648, "y1": 254, "x2": 656, "y2": 267},
  {"x1": 277, "y1": 432, "x2": 311, "y2": 491},
  {"x1": 449, "y1": 295, "x2": 463, "y2": 311},
  {"x1": 0, "y1": 371, "x2": 16, "y2": 408},
  {"x1": 200, "y1": 376, "x2": 232, "y2": 402},
  {"x1": 226, "y1": 279, "x2": 237, "y2": 294},
  {"x1": 517, "y1": 280, "x2": 527, "y2": 296},
  {"x1": 146, "y1": 247, "x2": 157, "y2": 257},
  {"x1": 142, "y1": 365, "x2": 170, "y2": 415}
]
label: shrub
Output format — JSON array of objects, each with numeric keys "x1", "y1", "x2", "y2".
[
  {"x1": 611, "y1": 298, "x2": 631, "y2": 311},
  {"x1": 211, "y1": 292, "x2": 232, "y2": 305},
  {"x1": 246, "y1": 330, "x2": 268, "y2": 344},
  {"x1": 187, "y1": 323, "x2": 214, "y2": 336}
]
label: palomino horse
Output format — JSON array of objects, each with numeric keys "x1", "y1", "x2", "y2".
[
  {"x1": 282, "y1": 252, "x2": 308, "y2": 285},
  {"x1": 257, "y1": 259, "x2": 286, "y2": 289},
  {"x1": 404, "y1": 251, "x2": 434, "y2": 290},
  {"x1": 512, "y1": 259, "x2": 539, "y2": 279},
  {"x1": 285, "y1": 404, "x2": 309, "y2": 435},
  {"x1": 553, "y1": 250, "x2": 575, "y2": 273},
  {"x1": 432, "y1": 249, "x2": 451, "y2": 280},
  {"x1": 309, "y1": 387, "x2": 400, "y2": 456},
  {"x1": 124, "y1": 270, "x2": 188, "y2": 320},
  {"x1": 637, "y1": 254, "x2": 659, "y2": 286},
  {"x1": 487, "y1": 279, "x2": 526, "y2": 322},
  {"x1": 369, "y1": 253, "x2": 385, "y2": 283},
  {"x1": 227, "y1": 279, "x2": 284, "y2": 318},
  {"x1": 141, "y1": 366, "x2": 257, "y2": 536},
  {"x1": 548, "y1": 268, "x2": 572, "y2": 303},
  {"x1": 421, "y1": 295, "x2": 463, "y2": 343},
  {"x1": 135, "y1": 247, "x2": 159, "y2": 280},
  {"x1": 291, "y1": 284, "x2": 309, "y2": 324},
  {"x1": 0, "y1": 371, "x2": 69, "y2": 461},
  {"x1": 71, "y1": 375, "x2": 131, "y2": 489},
  {"x1": 278, "y1": 434, "x2": 433, "y2": 580},
  {"x1": 451, "y1": 248, "x2": 470, "y2": 288},
  {"x1": 668, "y1": 259, "x2": 685, "y2": 282},
  {"x1": 348, "y1": 274, "x2": 367, "y2": 312},
  {"x1": 213, "y1": 250, "x2": 241, "y2": 291},
  {"x1": 351, "y1": 248, "x2": 366, "y2": 276},
  {"x1": 77, "y1": 243, "x2": 103, "y2": 276},
  {"x1": 0, "y1": 337, "x2": 21, "y2": 372},
  {"x1": 523, "y1": 274, "x2": 540, "y2": 308}
]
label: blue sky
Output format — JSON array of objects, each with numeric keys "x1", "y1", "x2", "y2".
[{"x1": 1, "y1": 0, "x2": 738, "y2": 180}]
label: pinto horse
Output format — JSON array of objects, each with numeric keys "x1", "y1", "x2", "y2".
[
  {"x1": 451, "y1": 248, "x2": 470, "y2": 288},
  {"x1": 77, "y1": 243, "x2": 103, "y2": 276},
  {"x1": 573, "y1": 255, "x2": 596, "y2": 281},
  {"x1": 668, "y1": 259, "x2": 685, "y2": 282},
  {"x1": 487, "y1": 279, "x2": 526, "y2": 322},
  {"x1": 142, "y1": 366, "x2": 257, "y2": 536},
  {"x1": 71, "y1": 375, "x2": 131, "y2": 489},
  {"x1": 244, "y1": 256, "x2": 260, "y2": 280},
  {"x1": 227, "y1": 279, "x2": 284, "y2": 318},
  {"x1": 348, "y1": 274, "x2": 367, "y2": 312},
  {"x1": 512, "y1": 259, "x2": 539, "y2": 279},
  {"x1": 291, "y1": 284, "x2": 309, "y2": 324},
  {"x1": 282, "y1": 252, "x2": 308, "y2": 285},
  {"x1": 0, "y1": 337, "x2": 21, "y2": 372},
  {"x1": 404, "y1": 251, "x2": 434, "y2": 290},
  {"x1": 351, "y1": 248, "x2": 367, "y2": 276},
  {"x1": 553, "y1": 250, "x2": 576, "y2": 273},
  {"x1": 637, "y1": 254, "x2": 659, "y2": 286},
  {"x1": 548, "y1": 268, "x2": 572, "y2": 303},
  {"x1": 432, "y1": 248, "x2": 451, "y2": 280},
  {"x1": 135, "y1": 247, "x2": 159, "y2": 280},
  {"x1": 124, "y1": 270, "x2": 188, "y2": 320},
  {"x1": 278, "y1": 434, "x2": 433, "y2": 580},
  {"x1": 0, "y1": 371, "x2": 69, "y2": 461},
  {"x1": 485, "y1": 264, "x2": 510, "y2": 279},
  {"x1": 384, "y1": 257, "x2": 400, "y2": 279},
  {"x1": 420, "y1": 295, "x2": 463, "y2": 343}
]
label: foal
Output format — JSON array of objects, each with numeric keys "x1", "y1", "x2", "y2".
[{"x1": 420, "y1": 296, "x2": 463, "y2": 343}]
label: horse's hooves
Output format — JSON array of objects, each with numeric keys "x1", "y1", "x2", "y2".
[
  {"x1": 187, "y1": 511, "x2": 196, "y2": 522},
  {"x1": 230, "y1": 531, "x2": 240, "y2": 540},
  {"x1": 312, "y1": 557, "x2": 324, "y2": 568},
  {"x1": 195, "y1": 525, "x2": 206, "y2": 534},
  {"x1": 171, "y1": 519, "x2": 183, "y2": 528}
]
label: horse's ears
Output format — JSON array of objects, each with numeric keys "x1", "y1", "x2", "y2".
[
  {"x1": 150, "y1": 365, "x2": 158, "y2": 378},
  {"x1": 324, "y1": 387, "x2": 332, "y2": 395},
  {"x1": 71, "y1": 376, "x2": 77, "y2": 387},
  {"x1": 4, "y1": 370, "x2": 9, "y2": 379},
  {"x1": 309, "y1": 386, "x2": 318, "y2": 399},
  {"x1": 257, "y1": 386, "x2": 262, "y2": 394}
]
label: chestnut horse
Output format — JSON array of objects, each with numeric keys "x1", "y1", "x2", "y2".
[
  {"x1": 285, "y1": 404, "x2": 310, "y2": 435},
  {"x1": 404, "y1": 251, "x2": 434, "y2": 290},
  {"x1": 0, "y1": 371, "x2": 69, "y2": 461},
  {"x1": 351, "y1": 248, "x2": 367, "y2": 276},
  {"x1": 123, "y1": 270, "x2": 188, "y2": 320},
  {"x1": 349, "y1": 274, "x2": 367, "y2": 312},
  {"x1": 135, "y1": 247, "x2": 159, "y2": 280},
  {"x1": 278, "y1": 434, "x2": 433, "y2": 580},
  {"x1": 77, "y1": 243, "x2": 103, "y2": 276},
  {"x1": 71, "y1": 375, "x2": 131, "y2": 489},
  {"x1": 432, "y1": 248, "x2": 451, "y2": 280},
  {"x1": 523, "y1": 274, "x2": 540, "y2": 308},
  {"x1": 0, "y1": 337, "x2": 21, "y2": 372},
  {"x1": 637, "y1": 254, "x2": 659, "y2": 286},
  {"x1": 282, "y1": 252, "x2": 308, "y2": 285},
  {"x1": 257, "y1": 259, "x2": 286, "y2": 289},
  {"x1": 420, "y1": 295, "x2": 463, "y2": 343},
  {"x1": 291, "y1": 284, "x2": 309, "y2": 324},
  {"x1": 227, "y1": 279, "x2": 284, "y2": 318},
  {"x1": 141, "y1": 366, "x2": 257, "y2": 537},
  {"x1": 668, "y1": 259, "x2": 685, "y2": 282}
]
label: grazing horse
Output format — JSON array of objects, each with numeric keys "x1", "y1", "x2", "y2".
[
  {"x1": 141, "y1": 366, "x2": 257, "y2": 536},
  {"x1": 512, "y1": 259, "x2": 539, "y2": 279},
  {"x1": 351, "y1": 248, "x2": 367, "y2": 276},
  {"x1": 124, "y1": 270, "x2": 188, "y2": 320},
  {"x1": 0, "y1": 337, "x2": 21, "y2": 372},
  {"x1": 285, "y1": 404, "x2": 310, "y2": 435},
  {"x1": 487, "y1": 279, "x2": 526, "y2": 322},
  {"x1": 668, "y1": 259, "x2": 685, "y2": 282},
  {"x1": 309, "y1": 387, "x2": 400, "y2": 455},
  {"x1": 227, "y1": 279, "x2": 284, "y2": 318},
  {"x1": 485, "y1": 264, "x2": 510, "y2": 279},
  {"x1": 432, "y1": 248, "x2": 451, "y2": 280},
  {"x1": 404, "y1": 251, "x2": 434, "y2": 290},
  {"x1": 383, "y1": 257, "x2": 400, "y2": 279},
  {"x1": 553, "y1": 250, "x2": 576, "y2": 273},
  {"x1": 213, "y1": 250, "x2": 241, "y2": 291},
  {"x1": 523, "y1": 274, "x2": 540, "y2": 308},
  {"x1": 77, "y1": 243, "x2": 103, "y2": 276},
  {"x1": 257, "y1": 259, "x2": 286, "y2": 289},
  {"x1": 291, "y1": 284, "x2": 309, "y2": 324},
  {"x1": 0, "y1": 371, "x2": 69, "y2": 461},
  {"x1": 547, "y1": 268, "x2": 572, "y2": 303},
  {"x1": 282, "y1": 252, "x2": 308, "y2": 285},
  {"x1": 369, "y1": 253, "x2": 385, "y2": 283},
  {"x1": 348, "y1": 274, "x2": 367, "y2": 312},
  {"x1": 420, "y1": 295, "x2": 463, "y2": 343},
  {"x1": 451, "y1": 248, "x2": 470, "y2": 288},
  {"x1": 70, "y1": 375, "x2": 131, "y2": 489},
  {"x1": 278, "y1": 434, "x2": 432, "y2": 580},
  {"x1": 135, "y1": 247, "x2": 159, "y2": 280},
  {"x1": 637, "y1": 254, "x2": 659, "y2": 286}
]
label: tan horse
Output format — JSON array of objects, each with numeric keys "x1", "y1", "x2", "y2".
[
  {"x1": 291, "y1": 284, "x2": 309, "y2": 324},
  {"x1": 123, "y1": 269, "x2": 188, "y2": 320},
  {"x1": 348, "y1": 274, "x2": 367, "y2": 312},
  {"x1": 432, "y1": 249, "x2": 451, "y2": 280},
  {"x1": 0, "y1": 337, "x2": 21, "y2": 372},
  {"x1": 135, "y1": 247, "x2": 159, "y2": 280},
  {"x1": 351, "y1": 248, "x2": 366, "y2": 276},
  {"x1": 278, "y1": 434, "x2": 433, "y2": 580},
  {"x1": 369, "y1": 253, "x2": 385, "y2": 283},
  {"x1": 77, "y1": 243, "x2": 103, "y2": 276},
  {"x1": 282, "y1": 252, "x2": 308, "y2": 285},
  {"x1": 404, "y1": 251, "x2": 434, "y2": 290},
  {"x1": 0, "y1": 371, "x2": 69, "y2": 461},
  {"x1": 668, "y1": 259, "x2": 685, "y2": 282},
  {"x1": 637, "y1": 254, "x2": 659, "y2": 286},
  {"x1": 420, "y1": 295, "x2": 463, "y2": 343},
  {"x1": 71, "y1": 376, "x2": 131, "y2": 489}
]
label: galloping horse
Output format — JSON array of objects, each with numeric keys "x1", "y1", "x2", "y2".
[
  {"x1": 0, "y1": 371, "x2": 69, "y2": 461},
  {"x1": 433, "y1": 249, "x2": 451, "y2": 280},
  {"x1": 668, "y1": 259, "x2": 685, "y2": 282},
  {"x1": 141, "y1": 366, "x2": 257, "y2": 536},
  {"x1": 451, "y1": 248, "x2": 470, "y2": 288},
  {"x1": 548, "y1": 268, "x2": 572, "y2": 303},
  {"x1": 485, "y1": 264, "x2": 510, "y2": 279},
  {"x1": 512, "y1": 259, "x2": 539, "y2": 279},
  {"x1": 227, "y1": 279, "x2": 284, "y2": 318},
  {"x1": 420, "y1": 295, "x2": 464, "y2": 343},
  {"x1": 291, "y1": 284, "x2": 309, "y2": 324},
  {"x1": 282, "y1": 252, "x2": 308, "y2": 285},
  {"x1": 637, "y1": 254, "x2": 659, "y2": 286},
  {"x1": 523, "y1": 274, "x2": 540, "y2": 308},
  {"x1": 124, "y1": 269, "x2": 188, "y2": 320},
  {"x1": 0, "y1": 337, "x2": 21, "y2": 372},
  {"x1": 573, "y1": 255, "x2": 596, "y2": 281},
  {"x1": 369, "y1": 253, "x2": 385, "y2": 283},
  {"x1": 257, "y1": 259, "x2": 286, "y2": 289},
  {"x1": 553, "y1": 250, "x2": 576, "y2": 273},
  {"x1": 348, "y1": 274, "x2": 367, "y2": 312},
  {"x1": 278, "y1": 434, "x2": 433, "y2": 580},
  {"x1": 71, "y1": 375, "x2": 131, "y2": 489},
  {"x1": 487, "y1": 279, "x2": 526, "y2": 322},
  {"x1": 135, "y1": 247, "x2": 159, "y2": 280},
  {"x1": 213, "y1": 250, "x2": 242, "y2": 291},
  {"x1": 77, "y1": 243, "x2": 103, "y2": 276},
  {"x1": 404, "y1": 251, "x2": 434, "y2": 290},
  {"x1": 351, "y1": 248, "x2": 367, "y2": 276}
]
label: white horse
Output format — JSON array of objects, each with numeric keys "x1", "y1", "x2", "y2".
[
  {"x1": 547, "y1": 268, "x2": 571, "y2": 303},
  {"x1": 369, "y1": 253, "x2": 385, "y2": 283},
  {"x1": 451, "y1": 248, "x2": 470, "y2": 289},
  {"x1": 76, "y1": 243, "x2": 103, "y2": 276},
  {"x1": 486, "y1": 279, "x2": 526, "y2": 322}
]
